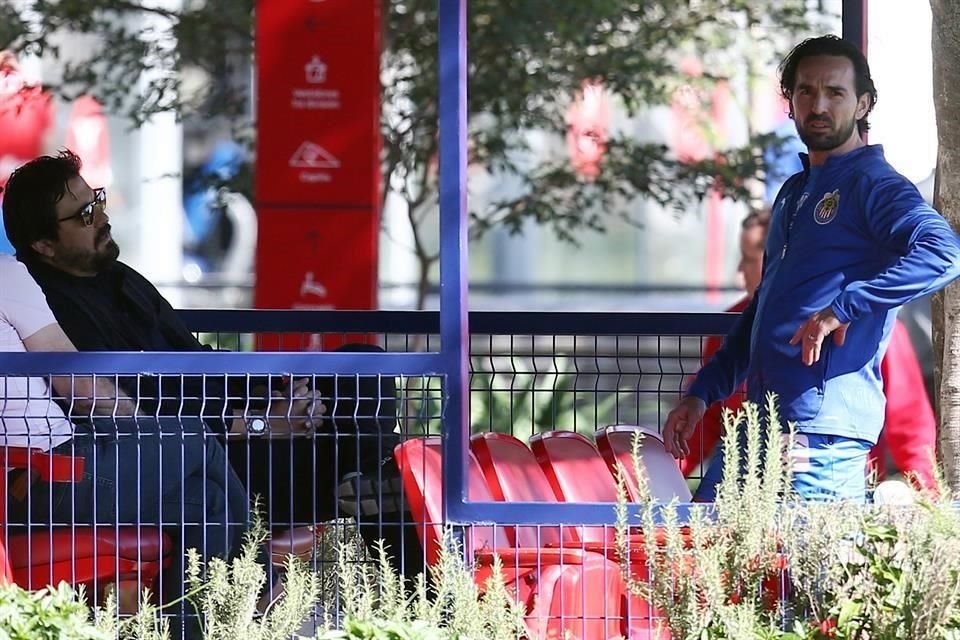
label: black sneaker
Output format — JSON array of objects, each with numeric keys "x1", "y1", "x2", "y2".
[{"x1": 337, "y1": 456, "x2": 405, "y2": 517}]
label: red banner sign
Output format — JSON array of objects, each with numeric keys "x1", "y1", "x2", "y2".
[
  {"x1": 255, "y1": 0, "x2": 381, "y2": 208},
  {"x1": 254, "y1": 0, "x2": 381, "y2": 348},
  {"x1": 254, "y1": 208, "x2": 378, "y2": 350}
]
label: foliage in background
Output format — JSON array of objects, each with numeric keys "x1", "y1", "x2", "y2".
[
  {"x1": 403, "y1": 356, "x2": 622, "y2": 436},
  {"x1": 0, "y1": 0, "x2": 252, "y2": 128},
  {"x1": 469, "y1": 357, "x2": 621, "y2": 434},
  {"x1": 2, "y1": 1, "x2": 826, "y2": 306},
  {"x1": 616, "y1": 394, "x2": 960, "y2": 639},
  {"x1": 384, "y1": 0, "x2": 828, "y2": 305}
]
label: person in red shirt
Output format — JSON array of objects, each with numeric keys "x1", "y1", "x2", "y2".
[{"x1": 682, "y1": 208, "x2": 937, "y2": 491}]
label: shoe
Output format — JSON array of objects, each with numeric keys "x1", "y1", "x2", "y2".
[{"x1": 336, "y1": 456, "x2": 404, "y2": 517}]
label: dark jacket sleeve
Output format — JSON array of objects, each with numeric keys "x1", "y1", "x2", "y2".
[
  {"x1": 120, "y1": 268, "x2": 242, "y2": 431},
  {"x1": 687, "y1": 291, "x2": 758, "y2": 406},
  {"x1": 37, "y1": 263, "x2": 236, "y2": 431},
  {"x1": 680, "y1": 297, "x2": 751, "y2": 476}
]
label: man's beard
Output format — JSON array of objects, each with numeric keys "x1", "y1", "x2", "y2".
[
  {"x1": 91, "y1": 238, "x2": 121, "y2": 270},
  {"x1": 796, "y1": 115, "x2": 858, "y2": 152},
  {"x1": 55, "y1": 230, "x2": 120, "y2": 274}
]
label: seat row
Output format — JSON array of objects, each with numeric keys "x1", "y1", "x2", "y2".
[
  {"x1": 2, "y1": 425, "x2": 685, "y2": 638},
  {"x1": 393, "y1": 425, "x2": 690, "y2": 639}
]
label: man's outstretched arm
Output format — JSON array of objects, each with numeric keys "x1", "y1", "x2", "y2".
[
  {"x1": 23, "y1": 322, "x2": 139, "y2": 417},
  {"x1": 663, "y1": 293, "x2": 758, "y2": 457}
]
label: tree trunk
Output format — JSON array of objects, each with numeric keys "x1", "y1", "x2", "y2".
[{"x1": 930, "y1": 0, "x2": 960, "y2": 492}]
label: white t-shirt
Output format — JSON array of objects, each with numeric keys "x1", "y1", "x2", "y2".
[{"x1": 0, "y1": 255, "x2": 73, "y2": 450}]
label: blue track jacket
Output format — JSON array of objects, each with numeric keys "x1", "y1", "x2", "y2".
[{"x1": 688, "y1": 145, "x2": 960, "y2": 443}]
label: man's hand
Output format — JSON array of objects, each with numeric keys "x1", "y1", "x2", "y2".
[
  {"x1": 266, "y1": 377, "x2": 327, "y2": 434},
  {"x1": 662, "y1": 395, "x2": 706, "y2": 458},
  {"x1": 789, "y1": 307, "x2": 849, "y2": 366}
]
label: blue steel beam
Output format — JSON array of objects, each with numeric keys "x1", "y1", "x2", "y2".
[
  {"x1": 437, "y1": 0, "x2": 471, "y2": 519},
  {"x1": 0, "y1": 309, "x2": 739, "y2": 375},
  {"x1": 177, "y1": 309, "x2": 739, "y2": 336},
  {"x1": 0, "y1": 351, "x2": 447, "y2": 376}
]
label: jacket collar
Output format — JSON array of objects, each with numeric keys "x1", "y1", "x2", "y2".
[{"x1": 799, "y1": 144, "x2": 884, "y2": 172}]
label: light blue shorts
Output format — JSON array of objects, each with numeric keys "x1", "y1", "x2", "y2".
[{"x1": 693, "y1": 431, "x2": 871, "y2": 503}]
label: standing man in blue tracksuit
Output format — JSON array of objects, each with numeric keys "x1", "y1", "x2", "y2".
[{"x1": 663, "y1": 35, "x2": 960, "y2": 502}]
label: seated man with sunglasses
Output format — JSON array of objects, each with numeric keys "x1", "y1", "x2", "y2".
[
  {"x1": 1, "y1": 150, "x2": 419, "y2": 577},
  {"x1": 0, "y1": 251, "x2": 258, "y2": 639}
]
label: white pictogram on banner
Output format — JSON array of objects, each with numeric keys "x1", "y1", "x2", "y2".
[
  {"x1": 289, "y1": 142, "x2": 341, "y2": 169},
  {"x1": 299, "y1": 271, "x2": 328, "y2": 298},
  {"x1": 293, "y1": 272, "x2": 333, "y2": 314},
  {"x1": 305, "y1": 56, "x2": 327, "y2": 84}
]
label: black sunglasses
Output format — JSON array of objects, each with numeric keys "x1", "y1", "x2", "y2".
[{"x1": 58, "y1": 188, "x2": 106, "y2": 227}]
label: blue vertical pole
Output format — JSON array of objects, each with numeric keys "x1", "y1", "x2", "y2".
[
  {"x1": 438, "y1": 0, "x2": 470, "y2": 519},
  {"x1": 841, "y1": 0, "x2": 868, "y2": 53}
]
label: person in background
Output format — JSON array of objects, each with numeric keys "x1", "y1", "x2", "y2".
[
  {"x1": 681, "y1": 208, "x2": 937, "y2": 493},
  {"x1": 0, "y1": 253, "x2": 255, "y2": 639}
]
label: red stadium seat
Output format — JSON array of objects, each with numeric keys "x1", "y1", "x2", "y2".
[
  {"x1": 2, "y1": 446, "x2": 170, "y2": 609},
  {"x1": 595, "y1": 425, "x2": 692, "y2": 503},
  {"x1": 479, "y1": 431, "x2": 668, "y2": 639},
  {"x1": 394, "y1": 437, "x2": 625, "y2": 640}
]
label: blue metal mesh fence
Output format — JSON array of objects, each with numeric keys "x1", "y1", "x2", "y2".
[{"x1": 1, "y1": 310, "x2": 736, "y2": 637}]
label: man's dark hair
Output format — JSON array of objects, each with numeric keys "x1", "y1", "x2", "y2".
[
  {"x1": 778, "y1": 34, "x2": 877, "y2": 135},
  {"x1": 1, "y1": 149, "x2": 83, "y2": 258}
]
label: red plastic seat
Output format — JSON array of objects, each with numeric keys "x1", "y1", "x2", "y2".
[
  {"x1": 595, "y1": 425, "x2": 692, "y2": 503},
  {"x1": 536, "y1": 431, "x2": 785, "y2": 630},
  {"x1": 479, "y1": 432, "x2": 668, "y2": 639},
  {"x1": 529, "y1": 431, "x2": 621, "y2": 541},
  {"x1": 2, "y1": 447, "x2": 170, "y2": 605},
  {"x1": 394, "y1": 437, "x2": 625, "y2": 640}
]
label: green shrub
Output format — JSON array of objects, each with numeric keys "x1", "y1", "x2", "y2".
[
  {"x1": 98, "y1": 509, "x2": 321, "y2": 640},
  {"x1": 0, "y1": 582, "x2": 109, "y2": 640},
  {"x1": 0, "y1": 518, "x2": 523, "y2": 640},
  {"x1": 320, "y1": 532, "x2": 525, "y2": 640},
  {"x1": 616, "y1": 393, "x2": 960, "y2": 640},
  {"x1": 318, "y1": 618, "x2": 445, "y2": 640}
]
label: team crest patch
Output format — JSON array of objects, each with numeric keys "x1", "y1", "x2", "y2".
[{"x1": 813, "y1": 189, "x2": 840, "y2": 225}]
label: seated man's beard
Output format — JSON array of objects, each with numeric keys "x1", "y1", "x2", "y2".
[
  {"x1": 93, "y1": 239, "x2": 121, "y2": 269},
  {"x1": 56, "y1": 240, "x2": 120, "y2": 273}
]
